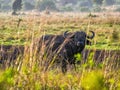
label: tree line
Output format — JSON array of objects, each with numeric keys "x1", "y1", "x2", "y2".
[{"x1": 0, "y1": 0, "x2": 120, "y2": 13}]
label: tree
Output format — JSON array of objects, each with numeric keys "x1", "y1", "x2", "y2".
[{"x1": 12, "y1": 0, "x2": 22, "y2": 15}]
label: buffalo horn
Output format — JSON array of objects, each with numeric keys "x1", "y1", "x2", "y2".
[
  {"x1": 63, "y1": 31, "x2": 69, "y2": 38},
  {"x1": 87, "y1": 31, "x2": 95, "y2": 39}
]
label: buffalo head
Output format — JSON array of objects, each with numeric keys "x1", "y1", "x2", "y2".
[{"x1": 63, "y1": 30, "x2": 95, "y2": 47}]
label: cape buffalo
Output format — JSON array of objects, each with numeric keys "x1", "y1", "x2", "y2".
[{"x1": 34, "y1": 30, "x2": 95, "y2": 73}]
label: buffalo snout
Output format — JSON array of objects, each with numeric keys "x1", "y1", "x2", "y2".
[{"x1": 76, "y1": 41, "x2": 84, "y2": 46}]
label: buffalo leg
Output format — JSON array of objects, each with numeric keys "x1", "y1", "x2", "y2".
[{"x1": 61, "y1": 60, "x2": 67, "y2": 73}]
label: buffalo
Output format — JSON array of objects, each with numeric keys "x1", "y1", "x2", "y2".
[
  {"x1": 33, "y1": 30, "x2": 95, "y2": 73},
  {"x1": 0, "y1": 45, "x2": 24, "y2": 68}
]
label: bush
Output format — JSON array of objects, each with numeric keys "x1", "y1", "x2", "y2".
[
  {"x1": 0, "y1": 68, "x2": 15, "y2": 90},
  {"x1": 111, "y1": 30, "x2": 120, "y2": 42},
  {"x1": 81, "y1": 70, "x2": 107, "y2": 90},
  {"x1": 88, "y1": 13, "x2": 98, "y2": 17}
]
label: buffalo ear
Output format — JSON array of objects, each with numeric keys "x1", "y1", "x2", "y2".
[{"x1": 86, "y1": 39, "x2": 91, "y2": 45}]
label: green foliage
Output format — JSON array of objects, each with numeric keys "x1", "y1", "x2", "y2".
[
  {"x1": 74, "y1": 53, "x2": 82, "y2": 63},
  {"x1": 81, "y1": 70, "x2": 107, "y2": 90},
  {"x1": 111, "y1": 30, "x2": 120, "y2": 42},
  {"x1": 83, "y1": 52, "x2": 95, "y2": 69},
  {"x1": 88, "y1": 13, "x2": 98, "y2": 17},
  {"x1": 35, "y1": 82, "x2": 41, "y2": 90},
  {"x1": 0, "y1": 68, "x2": 15, "y2": 90},
  {"x1": 117, "y1": 81, "x2": 120, "y2": 90},
  {"x1": 12, "y1": 0, "x2": 22, "y2": 12}
]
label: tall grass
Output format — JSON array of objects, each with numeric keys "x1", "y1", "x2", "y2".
[
  {"x1": 0, "y1": 45, "x2": 119, "y2": 89},
  {"x1": 0, "y1": 12, "x2": 120, "y2": 90}
]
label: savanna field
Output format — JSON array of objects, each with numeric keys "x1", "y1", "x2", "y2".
[{"x1": 0, "y1": 12, "x2": 120, "y2": 90}]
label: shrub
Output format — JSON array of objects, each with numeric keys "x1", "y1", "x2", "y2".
[
  {"x1": 111, "y1": 30, "x2": 120, "y2": 42},
  {"x1": 81, "y1": 70, "x2": 107, "y2": 90},
  {"x1": 0, "y1": 68, "x2": 15, "y2": 90},
  {"x1": 88, "y1": 13, "x2": 98, "y2": 17}
]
